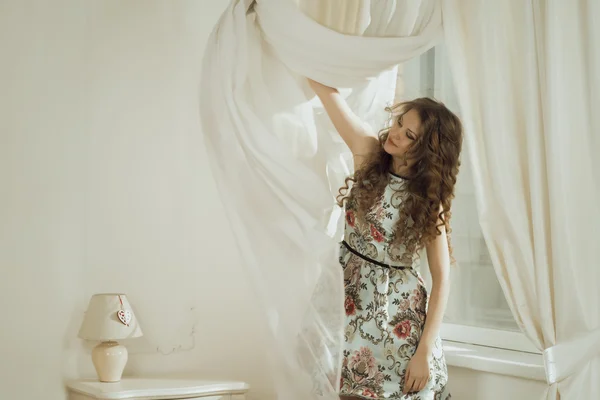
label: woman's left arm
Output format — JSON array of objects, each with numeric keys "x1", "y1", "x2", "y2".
[
  {"x1": 403, "y1": 221, "x2": 451, "y2": 394},
  {"x1": 419, "y1": 223, "x2": 451, "y2": 353}
]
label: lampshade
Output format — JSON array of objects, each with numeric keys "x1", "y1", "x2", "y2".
[{"x1": 78, "y1": 293, "x2": 143, "y2": 341}]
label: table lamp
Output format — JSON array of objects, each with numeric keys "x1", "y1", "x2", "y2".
[{"x1": 78, "y1": 293, "x2": 143, "y2": 382}]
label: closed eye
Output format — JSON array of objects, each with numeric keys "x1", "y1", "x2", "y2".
[{"x1": 398, "y1": 115, "x2": 416, "y2": 140}]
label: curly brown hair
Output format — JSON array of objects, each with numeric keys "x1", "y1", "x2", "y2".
[{"x1": 337, "y1": 98, "x2": 463, "y2": 257}]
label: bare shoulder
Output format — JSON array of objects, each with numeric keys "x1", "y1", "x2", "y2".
[{"x1": 352, "y1": 136, "x2": 379, "y2": 170}]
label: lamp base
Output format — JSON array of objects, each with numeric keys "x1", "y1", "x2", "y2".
[{"x1": 91, "y1": 341, "x2": 128, "y2": 382}]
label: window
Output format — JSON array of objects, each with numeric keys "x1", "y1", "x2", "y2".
[{"x1": 397, "y1": 45, "x2": 539, "y2": 354}]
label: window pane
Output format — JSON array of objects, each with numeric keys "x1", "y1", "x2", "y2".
[{"x1": 398, "y1": 46, "x2": 519, "y2": 332}]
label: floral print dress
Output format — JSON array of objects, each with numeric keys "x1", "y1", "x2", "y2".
[{"x1": 339, "y1": 173, "x2": 451, "y2": 400}]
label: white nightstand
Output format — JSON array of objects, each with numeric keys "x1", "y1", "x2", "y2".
[{"x1": 66, "y1": 378, "x2": 250, "y2": 400}]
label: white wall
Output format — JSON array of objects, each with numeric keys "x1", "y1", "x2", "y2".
[
  {"x1": 447, "y1": 367, "x2": 547, "y2": 400},
  {"x1": 0, "y1": 1, "x2": 272, "y2": 399}
]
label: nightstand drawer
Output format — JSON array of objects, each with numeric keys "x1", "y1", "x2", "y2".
[
  {"x1": 66, "y1": 378, "x2": 249, "y2": 400},
  {"x1": 70, "y1": 396, "x2": 245, "y2": 400},
  {"x1": 177, "y1": 396, "x2": 245, "y2": 400}
]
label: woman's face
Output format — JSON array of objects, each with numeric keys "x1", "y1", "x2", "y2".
[{"x1": 383, "y1": 109, "x2": 422, "y2": 158}]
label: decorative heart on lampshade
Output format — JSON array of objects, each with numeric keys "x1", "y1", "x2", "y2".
[{"x1": 117, "y1": 309, "x2": 132, "y2": 326}]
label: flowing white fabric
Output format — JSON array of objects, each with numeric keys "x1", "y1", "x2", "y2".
[
  {"x1": 200, "y1": 1, "x2": 441, "y2": 398},
  {"x1": 443, "y1": 0, "x2": 600, "y2": 398}
]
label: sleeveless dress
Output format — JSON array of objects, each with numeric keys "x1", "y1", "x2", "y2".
[{"x1": 338, "y1": 173, "x2": 451, "y2": 400}]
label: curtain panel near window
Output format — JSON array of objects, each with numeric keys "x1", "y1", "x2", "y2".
[{"x1": 443, "y1": 1, "x2": 600, "y2": 399}]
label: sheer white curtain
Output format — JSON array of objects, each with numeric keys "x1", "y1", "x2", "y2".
[
  {"x1": 200, "y1": 1, "x2": 441, "y2": 398},
  {"x1": 443, "y1": 1, "x2": 600, "y2": 398}
]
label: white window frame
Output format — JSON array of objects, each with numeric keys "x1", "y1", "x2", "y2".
[
  {"x1": 398, "y1": 46, "x2": 541, "y2": 356},
  {"x1": 441, "y1": 323, "x2": 541, "y2": 354}
]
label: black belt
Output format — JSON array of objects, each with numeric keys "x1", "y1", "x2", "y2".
[{"x1": 341, "y1": 241, "x2": 411, "y2": 270}]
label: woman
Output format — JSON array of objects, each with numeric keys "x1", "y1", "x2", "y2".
[{"x1": 308, "y1": 78, "x2": 462, "y2": 399}]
